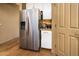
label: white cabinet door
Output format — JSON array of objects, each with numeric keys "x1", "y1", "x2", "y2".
[{"x1": 41, "y1": 30, "x2": 52, "y2": 49}]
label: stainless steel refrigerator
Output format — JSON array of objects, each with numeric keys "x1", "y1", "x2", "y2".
[{"x1": 20, "y1": 8, "x2": 41, "y2": 51}]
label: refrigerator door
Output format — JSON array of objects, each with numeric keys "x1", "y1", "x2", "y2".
[
  {"x1": 27, "y1": 9, "x2": 40, "y2": 51},
  {"x1": 32, "y1": 9, "x2": 40, "y2": 51},
  {"x1": 26, "y1": 9, "x2": 33, "y2": 50}
]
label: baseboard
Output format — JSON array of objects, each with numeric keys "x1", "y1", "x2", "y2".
[
  {"x1": 0, "y1": 37, "x2": 19, "y2": 51},
  {"x1": 0, "y1": 37, "x2": 19, "y2": 45},
  {"x1": 51, "y1": 49, "x2": 57, "y2": 56}
]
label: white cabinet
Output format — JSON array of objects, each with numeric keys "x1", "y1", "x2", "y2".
[
  {"x1": 26, "y1": 3, "x2": 51, "y2": 19},
  {"x1": 41, "y1": 30, "x2": 52, "y2": 49}
]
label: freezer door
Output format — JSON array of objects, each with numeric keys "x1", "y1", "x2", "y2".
[{"x1": 20, "y1": 10, "x2": 28, "y2": 49}]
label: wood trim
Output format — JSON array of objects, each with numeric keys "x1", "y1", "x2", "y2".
[
  {"x1": 0, "y1": 37, "x2": 19, "y2": 51},
  {"x1": 0, "y1": 37, "x2": 19, "y2": 45}
]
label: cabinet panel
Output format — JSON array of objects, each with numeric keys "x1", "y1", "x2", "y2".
[
  {"x1": 52, "y1": 4, "x2": 58, "y2": 20},
  {"x1": 58, "y1": 33, "x2": 65, "y2": 54},
  {"x1": 41, "y1": 31, "x2": 52, "y2": 49},
  {"x1": 70, "y1": 4, "x2": 78, "y2": 28},
  {"x1": 64, "y1": 4, "x2": 70, "y2": 28},
  {"x1": 58, "y1": 4, "x2": 64, "y2": 27},
  {"x1": 70, "y1": 36, "x2": 79, "y2": 56}
]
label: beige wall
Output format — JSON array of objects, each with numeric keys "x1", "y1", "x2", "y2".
[{"x1": 0, "y1": 4, "x2": 19, "y2": 44}]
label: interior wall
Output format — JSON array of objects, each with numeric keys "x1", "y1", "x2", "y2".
[
  {"x1": 26, "y1": 3, "x2": 51, "y2": 19},
  {"x1": 0, "y1": 4, "x2": 19, "y2": 44}
]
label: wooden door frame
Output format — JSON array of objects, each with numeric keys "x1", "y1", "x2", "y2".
[{"x1": 51, "y1": 3, "x2": 58, "y2": 55}]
